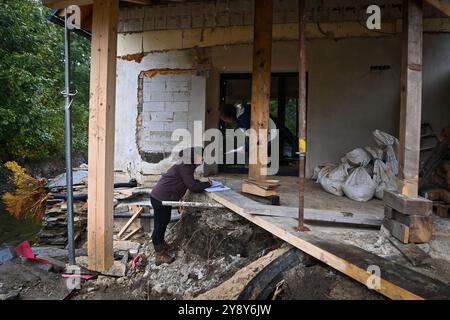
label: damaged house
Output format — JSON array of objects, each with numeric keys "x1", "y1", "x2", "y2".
[{"x1": 25, "y1": 0, "x2": 450, "y2": 300}]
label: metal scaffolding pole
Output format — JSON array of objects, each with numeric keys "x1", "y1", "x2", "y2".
[
  {"x1": 297, "y1": 0, "x2": 309, "y2": 232},
  {"x1": 64, "y1": 8, "x2": 75, "y2": 266}
]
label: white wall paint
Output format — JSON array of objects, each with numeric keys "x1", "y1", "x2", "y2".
[{"x1": 115, "y1": 35, "x2": 450, "y2": 179}]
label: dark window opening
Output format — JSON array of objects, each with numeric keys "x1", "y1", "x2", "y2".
[{"x1": 219, "y1": 73, "x2": 307, "y2": 177}]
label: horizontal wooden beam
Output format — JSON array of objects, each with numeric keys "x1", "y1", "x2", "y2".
[
  {"x1": 42, "y1": 0, "x2": 151, "y2": 9},
  {"x1": 42, "y1": 0, "x2": 93, "y2": 8},
  {"x1": 425, "y1": 0, "x2": 450, "y2": 17}
]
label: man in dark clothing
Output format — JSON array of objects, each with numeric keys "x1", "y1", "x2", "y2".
[
  {"x1": 150, "y1": 147, "x2": 211, "y2": 265},
  {"x1": 220, "y1": 102, "x2": 298, "y2": 155}
]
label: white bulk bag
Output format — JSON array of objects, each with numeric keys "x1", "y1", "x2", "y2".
[
  {"x1": 320, "y1": 163, "x2": 350, "y2": 197},
  {"x1": 373, "y1": 159, "x2": 398, "y2": 199},
  {"x1": 345, "y1": 148, "x2": 371, "y2": 167},
  {"x1": 342, "y1": 167, "x2": 376, "y2": 202}
]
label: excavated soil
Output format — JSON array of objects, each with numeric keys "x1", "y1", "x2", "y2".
[{"x1": 72, "y1": 207, "x2": 282, "y2": 300}]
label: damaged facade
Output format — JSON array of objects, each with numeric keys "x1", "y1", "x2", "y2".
[{"x1": 113, "y1": 0, "x2": 450, "y2": 183}]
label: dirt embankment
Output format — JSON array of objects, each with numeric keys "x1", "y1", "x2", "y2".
[{"x1": 71, "y1": 206, "x2": 282, "y2": 300}]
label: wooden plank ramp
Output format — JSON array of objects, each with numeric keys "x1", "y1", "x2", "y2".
[
  {"x1": 211, "y1": 189, "x2": 383, "y2": 228},
  {"x1": 208, "y1": 190, "x2": 450, "y2": 300}
]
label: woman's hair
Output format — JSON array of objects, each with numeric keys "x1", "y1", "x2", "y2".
[
  {"x1": 219, "y1": 103, "x2": 237, "y2": 120},
  {"x1": 179, "y1": 147, "x2": 204, "y2": 165}
]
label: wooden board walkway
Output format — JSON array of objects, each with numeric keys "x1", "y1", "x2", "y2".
[
  {"x1": 210, "y1": 189, "x2": 383, "y2": 228},
  {"x1": 208, "y1": 190, "x2": 450, "y2": 300}
]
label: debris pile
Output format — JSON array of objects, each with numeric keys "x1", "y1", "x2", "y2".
[
  {"x1": 423, "y1": 160, "x2": 450, "y2": 218},
  {"x1": 36, "y1": 170, "x2": 89, "y2": 247},
  {"x1": 36, "y1": 166, "x2": 147, "y2": 247},
  {"x1": 76, "y1": 206, "x2": 281, "y2": 300},
  {"x1": 314, "y1": 130, "x2": 399, "y2": 202}
]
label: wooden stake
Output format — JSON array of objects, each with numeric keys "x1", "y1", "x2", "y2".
[
  {"x1": 87, "y1": 0, "x2": 119, "y2": 272},
  {"x1": 398, "y1": 0, "x2": 423, "y2": 197},
  {"x1": 118, "y1": 206, "x2": 143, "y2": 239},
  {"x1": 248, "y1": 0, "x2": 273, "y2": 180}
]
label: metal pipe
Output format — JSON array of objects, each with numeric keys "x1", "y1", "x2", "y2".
[
  {"x1": 162, "y1": 201, "x2": 224, "y2": 208},
  {"x1": 64, "y1": 9, "x2": 75, "y2": 265},
  {"x1": 113, "y1": 212, "x2": 181, "y2": 222},
  {"x1": 297, "y1": 0, "x2": 309, "y2": 232}
]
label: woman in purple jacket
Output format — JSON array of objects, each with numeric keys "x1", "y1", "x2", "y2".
[{"x1": 150, "y1": 147, "x2": 211, "y2": 265}]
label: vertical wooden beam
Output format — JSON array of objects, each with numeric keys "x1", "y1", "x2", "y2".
[
  {"x1": 87, "y1": 0, "x2": 119, "y2": 271},
  {"x1": 297, "y1": 0, "x2": 308, "y2": 231},
  {"x1": 399, "y1": 0, "x2": 423, "y2": 197},
  {"x1": 249, "y1": 0, "x2": 273, "y2": 180}
]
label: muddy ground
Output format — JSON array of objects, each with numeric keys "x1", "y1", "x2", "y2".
[{"x1": 70, "y1": 207, "x2": 383, "y2": 300}]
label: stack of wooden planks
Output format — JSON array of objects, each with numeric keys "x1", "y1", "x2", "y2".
[
  {"x1": 383, "y1": 191, "x2": 433, "y2": 244},
  {"x1": 242, "y1": 179, "x2": 280, "y2": 198}
]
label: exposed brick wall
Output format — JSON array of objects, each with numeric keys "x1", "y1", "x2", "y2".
[
  {"x1": 118, "y1": 0, "x2": 445, "y2": 33},
  {"x1": 138, "y1": 73, "x2": 194, "y2": 157}
]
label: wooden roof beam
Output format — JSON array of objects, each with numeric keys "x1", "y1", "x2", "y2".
[
  {"x1": 425, "y1": 0, "x2": 450, "y2": 17},
  {"x1": 42, "y1": 0, "x2": 152, "y2": 9}
]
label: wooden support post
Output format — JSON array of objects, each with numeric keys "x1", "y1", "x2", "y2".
[
  {"x1": 87, "y1": 0, "x2": 119, "y2": 272},
  {"x1": 398, "y1": 0, "x2": 423, "y2": 197},
  {"x1": 248, "y1": 0, "x2": 273, "y2": 180}
]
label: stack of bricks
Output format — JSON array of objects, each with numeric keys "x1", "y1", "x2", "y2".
[{"x1": 383, "y1": 190, "x2": 434, "y2": 244}]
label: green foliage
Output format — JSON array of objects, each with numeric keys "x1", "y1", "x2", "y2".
[{"x1": 0, "y1": 0, "x2": 90, "y2": 163}]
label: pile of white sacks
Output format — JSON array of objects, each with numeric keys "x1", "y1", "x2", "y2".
[{"x1": 313, "y1": 130, "x2": 399, "y2": 202}]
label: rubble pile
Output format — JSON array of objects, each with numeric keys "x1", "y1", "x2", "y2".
[
  {"x1": 76, "y1": 207, "x2": 281, "y2": 300},
  {"x1": 36, "y1": 170, "x2": 89, "y2": 247}
]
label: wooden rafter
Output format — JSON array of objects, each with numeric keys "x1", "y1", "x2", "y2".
[
  {"x1": 425, "y1": 0, "x2": 450, "y2": 17},
  {"x1": 42, "y1": 0, "x2": 152, "y2": 9}
]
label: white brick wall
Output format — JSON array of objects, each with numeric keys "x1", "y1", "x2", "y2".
[{"x1": 139, "y1": 73, "x2": 193, "y2": 153}]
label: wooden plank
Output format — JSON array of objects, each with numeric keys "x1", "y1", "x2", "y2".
[
  {"x1": 398, "y1": 0, "x2": 423, "y2": 197},
  {"x1": 269, "y1": 207, "x2": 382, "y2": 227},
  {"x1": 211, "y1": 189, "x2": 382, "y2": 227},
  {"x1": 122, "y1": 227, "x2": 142, "y2": 241},
  {"x1": 388, "y1": 237, "x2": 431, "y2": 266},
  {"x1": 208, "y1": 190, "x2": 450, "y2": 300},
  {"x1": 242, "y1": 182, "x2": 278, "y2": 197},
  {"x1": 87, "y1": 0, "x2": 119, "y2": 272},
  {"x1": 42, "y1": 0, "x2": 151, "y2": 9},
  {"x1": 384, "y1": 191, "x2": 432, "y2": 216},
  {"x1": 384, "y1": 208, "x2": 433, "y2": 243},
  {"x1": 118, "y1": 207, "x2": 143, "y2": 239},
  {"x1": 248, "y1": 0, "x2": 273, "y2": 180},
  {"x1": 425, "y1": 0, "x2": 450, "y2": 17},
  {"x1": 42, "y1": 0, "x2": 93, "y2": 8},
  {"x1": 383, "y1": 219, "x2": 410, "y2": 244}
]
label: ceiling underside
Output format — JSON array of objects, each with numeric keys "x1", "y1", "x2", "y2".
[{"x1": 48, "y1": 0, "x2": 448, "y2": 36}]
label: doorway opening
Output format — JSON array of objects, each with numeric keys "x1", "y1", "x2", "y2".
[{"x1": 219, "y1": 72, "x2": 304, "y2": 176}]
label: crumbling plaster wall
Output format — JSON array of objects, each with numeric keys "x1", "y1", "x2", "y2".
[
  {"x1": 114, "y1": 0, "x2": 450, "y2": 180},
  {"x1": 115, "y1": 50, "x2": 206, "y2": 183}
]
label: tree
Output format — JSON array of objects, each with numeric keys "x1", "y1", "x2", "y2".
[{"x1": 0, "y1": 0, "x2": 90, "y2": 164}]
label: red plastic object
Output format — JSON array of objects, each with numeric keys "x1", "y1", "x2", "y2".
[
  {"x1": 130, "y1": 255, "x2": 141, "y2": 269},
  {"x1": 15, "y1": 241, "x2": 49, "y2": 264}
]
